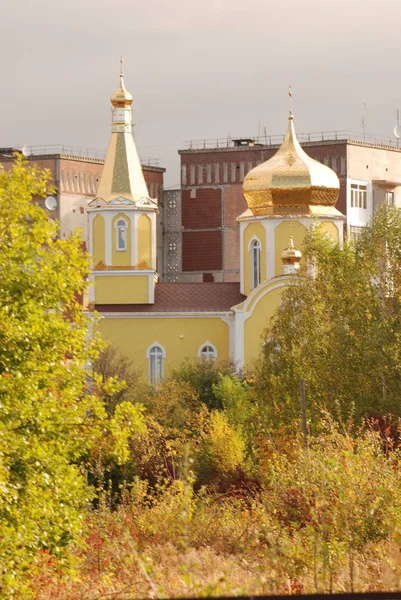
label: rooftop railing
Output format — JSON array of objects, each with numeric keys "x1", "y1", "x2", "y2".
[
  {"x1": 183, "y1": 130, "x2": 401, "y2": 150},
  {"x1": 6, "y1": 145, "x2": 161, "y2": 166},
  {"x1": 21, "y1": 145, "x2": 106, "y2": 159}
]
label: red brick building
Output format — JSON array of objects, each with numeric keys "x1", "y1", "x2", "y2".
[
  {"x1": 0, "y1": 146, "x2": 165, "y2": 270},
  {"x1": 175, "y1": 132, "x2": 401, "y2": 282}
]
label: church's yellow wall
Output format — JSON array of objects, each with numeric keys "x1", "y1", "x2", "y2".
[
  {"x1": 112, "y1": 214, "x2": 132, "y2": 267},
  {"x1": 320, "y1": 221, "x2": 339, "y2": 242},
  {"x1": 244, "y1": 285, "x2": 283, "y2": 365},
  {"x1": 98, "y1": 316, "x2": 230, "y2": 378},
  {"x1": 274, "y1": 220, "x2": 306, "y2": 276},
  {"x1": 243, "y1": 222, "x2": 266, "y2": 296},
  {"x1": 95, "y1": 274, "x2": 149, "y2": 304},
  {"x1": 93, "y1": 215, "x2": 105, "y2": 266},
  {"x1": 138, "y1": 214, "x2": 152, "y2": 268}
]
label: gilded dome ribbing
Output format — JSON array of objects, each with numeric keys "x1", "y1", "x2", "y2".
[
  {"x1": 243, "y1": 114, "x2": 340, "y2": 215},
  {"x1": 111, "y1": 71, "x2": 133, "y2": 107}
]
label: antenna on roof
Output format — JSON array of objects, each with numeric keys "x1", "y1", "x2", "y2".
[
  {"x1": 257, "y1": 118, "x2": 262, "y2": 141},
  {"x1": 361, "y1": 103, "x2": 367, "y2": 140},
  {"x1": 394, "y1": 110, "x2": 401, "y2": 145}
]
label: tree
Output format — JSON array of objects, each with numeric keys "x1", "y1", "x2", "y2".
[
  {"x1": 257, "y1": 205, "x2": 401, "y2": 431},
  {"x1": 171, "y1": 357, "x2": 237, "y2": 410},
  {"x1": 0, "y1": 158, "x2": 145, "y2": 596},
  {"x1": 195, "y1": 410, "x2": 245, "y2": 488},
  {"x1": 92, "y1": 344, "x2": 146, "y2": 415}
]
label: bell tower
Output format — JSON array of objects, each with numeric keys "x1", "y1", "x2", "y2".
[{"x1": 88, "y1": 61, "x2": 157, "y2": 306}]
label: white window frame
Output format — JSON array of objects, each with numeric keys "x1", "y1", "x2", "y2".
[
  {"x1": 350, "y1": 182, "x2": 367, "y2": 209},
  {"x1": 113, "y1": 108, "x2": 126, "y2": 122},
  {"x1": 385, "y1": 191, "x2": 395, "y2": 206},
  {"x1": 198, "y1": 341, "x2": 218, "y2": 360},
  {"x1": 248, "y1": 237, "x2": 261, "y2": 290},
  {"x1": 115, "y1": 217, "x2": 128, "y2": 251},
  {"x1": 349, "y1": 225, "x2": 365, "y2": 243},
  {"x1": 146, "y1": 342, "x2": 166, "y2": 385}
]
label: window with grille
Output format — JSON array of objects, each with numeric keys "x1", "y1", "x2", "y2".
[
  {"x1": 385, "y1": 191, "x2": 395, "y2": 206},
  {"x1": 199, "y1": 344, "x2": 217, "y2": 360},
  {"x1": 148, "y1": 345, "x2": 164, "y2": 385},
  {"x1": 116, "y1": 218, "x2": 127, "y2": 251},
  {"x1": 250, "y1": 239, "x2": 261, "y2": 290},
  {"x1": 113, "y1": 108, "x2": 127, "y2": 122},
  {"x1": 349, "y1": 225, "x2": 365, "y2": 242},
  {"x1": 350, "y1": 183, "x2": 367, "y2": 209}
]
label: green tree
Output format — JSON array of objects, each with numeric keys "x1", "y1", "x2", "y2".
[
  {"x1": 257, "y1": 205, "x2": 401, "y2": 430},
  {"x1": 171, "y1": 357, "x2": 237, "y2": 410},
  {"x1": 92, "y1": 344, "x2": 146, "y2": 415},
  {"x1": 0, "y1": 158, "x2": 145, "y2": 596},
  {"x1": 196, "y1": 411, "x2": 245, "y2": 487}
]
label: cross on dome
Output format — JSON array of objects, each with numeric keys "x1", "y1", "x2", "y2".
[
  {"x1": 242, "y1": 90, "x2": 340, "y2": 216},
  {"x1": 288, "y1": 84, "x2": 293, "y2": 119},
  {"x1": 111, "y1": 56, "x2": 133, "y2": 108}
]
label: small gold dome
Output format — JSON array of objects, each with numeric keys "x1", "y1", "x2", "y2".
[
  {"x1": 281, "y1": 235, "x2": 302, "y2": 264},
  {"x1": 243, "y1": 114, "x2": 340, "y2": 215},
  {"x1": 111, "y1": 73, "x2": 133, "y2": 107}
]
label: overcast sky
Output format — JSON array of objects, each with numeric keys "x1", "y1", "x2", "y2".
[{"x1": 2, "y1": 0, "x2": 401, "y2": 186}]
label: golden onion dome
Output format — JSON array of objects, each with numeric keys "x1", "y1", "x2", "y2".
[
  {"x1": 111, "y1": 60, "x2": 133, "y2": 107},
  {"x1": 281, "y1": 235, "x2": 302, "y2": 265},
  {"x1": 243, "y1": 113, "x2": 340, "y2": 215}
]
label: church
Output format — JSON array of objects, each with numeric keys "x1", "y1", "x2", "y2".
[{"x1": 88, "y1": 71, "x2": 345, "y2": 383}]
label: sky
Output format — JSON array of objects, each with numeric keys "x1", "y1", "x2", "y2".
[{"x1": 2, "y1": 0, "x2": 401, "y2": 187}]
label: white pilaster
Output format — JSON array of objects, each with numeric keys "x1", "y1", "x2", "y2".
[
  {"x1": 151, "y1": 212, "x2": 157, "y2": 270},
  {"x1": 131, "y1": 212, "x2": 138, "y2": 266},
  {"x1": 239, "y1": 221, "x2": 245, "y2": 294},
  {"x1": 232, "y1": 309, "x2": 245, "y2": 369},
  {"x1": 264, "y1": 220, "x2": 277, "y2": 280},
  {"x1": 88, "y1": 212, "x2": 94, "y2": 268}
]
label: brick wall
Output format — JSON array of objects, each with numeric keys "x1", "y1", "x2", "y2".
[
  {"x1": 0, "y1": 155, "x2": 164, "y2": 201},
  {"x1": 180, "y1": 142, "x2": 348, "y2": 215},
  {"x1": 182, "y1": 230, "x2": 222, "y2": 271},
  {"x1": 182, "y1": 188, "x2": 221, "y2": 229},
  {"x1": 179, "y1": 141, "x2": 350, "y2": 281}
]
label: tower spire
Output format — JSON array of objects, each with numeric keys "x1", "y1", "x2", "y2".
[{"x1": 94, "y1": 65, "x2": 151, "y2": 205}]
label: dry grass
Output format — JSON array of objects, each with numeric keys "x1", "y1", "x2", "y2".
[{"x1": 32, "y1": 505, "x2": 401, "y2": 599}]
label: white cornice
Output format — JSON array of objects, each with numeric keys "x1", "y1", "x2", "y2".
[
  {"x1": 93, "y1": 270, "x2": 155, "y2": 276},
  {"x1": 237, "y1": 212, "x2": 345, "y2": 223},
  {"x1": 96, "y1": 311, "x2": 234, "y2": 318},
  {"x1": 87, "y1": 205, "x2": 157, "y2": 213}
]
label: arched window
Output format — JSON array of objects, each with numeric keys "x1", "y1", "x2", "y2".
[
  {"x1": 198, "y1": 342, "x2": 217, "y2": 360},
  {"x1": 250, "y1": 239, "x2": 261, "y2": 290},
  {"x1": 115, "y1": 218, "x2": 128, "y2": 251},
  {"x1": 147, "y1": 343, "x2": 165, "y2": 385}
]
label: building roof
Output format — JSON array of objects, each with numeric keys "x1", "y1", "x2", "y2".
[
  {"x1": 96, "y1": 282, "x2": 245, "y2": 313},
  {"x1": 0, "y1": 146, "x2": 165, "y2": 170},
  {"x1": 179, "y1": 131, "x2": 401, "y2": 153}
]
